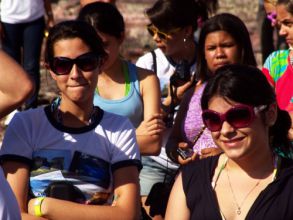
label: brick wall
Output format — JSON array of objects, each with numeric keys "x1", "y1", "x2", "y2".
[
  {"x1": 52, "y1": 0, "x2": 262, "y2": 64},
  {"x1": 116, "y1": 0, "x2": 261, "y2": 64}
]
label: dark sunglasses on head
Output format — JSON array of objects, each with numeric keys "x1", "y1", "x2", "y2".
[
  {"x1": 146, "y1": 24, "x2": 181, "y2": 40},
  {"x1": 50, "y1": 52, "x2": 101, "y2": 75},
  {"x1": 202, "y1": 104, "x2": 267, "y2": 132}
]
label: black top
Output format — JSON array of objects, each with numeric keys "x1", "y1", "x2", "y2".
[{"x1": 182, "y1": 155, "x2": 293, "y2": 220}]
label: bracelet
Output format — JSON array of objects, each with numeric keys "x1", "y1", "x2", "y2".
[{"x1": 34, "y1": 197, "x2": 45, "y2": 217}]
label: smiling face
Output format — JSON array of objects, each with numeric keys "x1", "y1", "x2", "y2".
[
  {"x1": 204, "y1": 31, "x2": 240, "y2": 74},
  {"x1": 50, "y1": 37, "x2": 99, "y2": 105},
  {"x1": 276, "y1": 4, "x2": 293, "y2": 47},
  {"x1": 207, "y1": 96, "x2": 273, "y2": 161}
]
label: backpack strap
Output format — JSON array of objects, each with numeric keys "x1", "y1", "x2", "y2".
[{"x1": 150, "y1": 50, "x2": 157, "y2": 74}]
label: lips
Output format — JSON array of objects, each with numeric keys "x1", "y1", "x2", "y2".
[
  {"x1": 221, "y1": 137, "x2": 245, "y2": 148},
  {"x1": 214, "y1": 62, "x2": 229, "y2": 68},
  {"x1": 68, "y1": 83, "x2": 88, "y2": 88},
  {"x1": 286, "y1": 39, "x2": 293, "y2": 45},
  {"x1": 156, "y1": 44, "x2": 165, "y2": 50}
]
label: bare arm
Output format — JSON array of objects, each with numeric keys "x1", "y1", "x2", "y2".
[
  {"x1": 136, "y1": 68, "x2": 165, "y2": 156},
  {"x1": 166, "y1": 86, "x2": 196, "y2": 164},
  {"x1": 43, "y1": 0, "x2": 54, "y2": 28},
  {"x1": 28, "y1": 166, "x2": 140, "y2": 220},
  {"x1": 161, "y1": 77, "x2": 194, "y2": 116},
  {"x1": 0, "y1": 51, "x2": 34, "y2": 118},
  {"x1": 165, "y1": 172, "x2": 190, "y2": 220},
  {"x1": 2, "y1": 161, "x2": 47, "y2": 220}
]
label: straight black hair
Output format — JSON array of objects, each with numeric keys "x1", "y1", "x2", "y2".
[
  {"x1": 145, "y1": 0, "x2": 218, "y2": 32},
  {"x1": 277, "y1": 0, "x2": 293, "y2": 14},
  {"x1": 196, "y1": 13, "x2": 257, "y2": 81},
  {"x1": 201, "y1": 64, "x2": 292, "y2": 154},
  {"x1": 44, "y1": 20, "x2": 107, "y2": 65},
  {"x1": 78, "y1": 2, "x2": 124, "y2": 39}
]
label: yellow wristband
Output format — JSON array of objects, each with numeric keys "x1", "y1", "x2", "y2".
[{"x1": 34, "y1": 197, "x2": 45, "y2": 217}]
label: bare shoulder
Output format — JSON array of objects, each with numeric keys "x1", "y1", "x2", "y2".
[
  {"x1": 135, "y1": 66, "x2": 160, "y2": 97},
  {"x1": 136, "y1": 65, "x2": 157, "y2": 82}
]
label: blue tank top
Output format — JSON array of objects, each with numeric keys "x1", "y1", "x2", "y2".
[{"x1": 93, "y1": 62, "x2": 143, "y2": 128}]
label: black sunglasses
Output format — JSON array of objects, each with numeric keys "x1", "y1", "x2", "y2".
[{"x1": 50, "y1": 52, "x2": 101, "y2": 75}]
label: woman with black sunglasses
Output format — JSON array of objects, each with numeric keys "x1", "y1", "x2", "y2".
[
  {"x1": 166, "y1": 64, "x2": 293, "y2": 220},
  {"x1": 0, "y1": 20, "x2": 142, "y2": 220}
]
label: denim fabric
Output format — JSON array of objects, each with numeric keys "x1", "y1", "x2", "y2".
[
  {"x1": 139, "y1": 156, "x2": 177, "y2": 196},
  {"x1": 2, "y1": 16, "x2": 45, "y2": 108}
]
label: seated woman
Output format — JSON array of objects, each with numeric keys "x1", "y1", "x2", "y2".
[
  {"x1": 0, "y1": 20, "x2": 141, "y2": 220},
  {"x1": 165, "y1": 64, "x2": 293, "y2": 220},
  {"x1": 78, "y1": 2, "x2": 164, "y2": 157},
  {"x1": 166, "y1": 13, "x2": 257, "y2": 165}
]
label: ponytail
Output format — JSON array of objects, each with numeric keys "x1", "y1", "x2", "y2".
[
  {"x1": 146, "y1": 0, "x2": 219, "y2": 32},
  {"x1": 270, "y1": 108, "x2": 293, "y2": 157}
]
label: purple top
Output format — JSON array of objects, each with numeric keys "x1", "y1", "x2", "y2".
[{"x1": 182, "y1": 83, "x2": 217, "y2": 153}]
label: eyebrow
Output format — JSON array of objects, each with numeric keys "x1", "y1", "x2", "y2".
[{"x1": 281, "y1": 18, "x2": 293, "y2": 22}]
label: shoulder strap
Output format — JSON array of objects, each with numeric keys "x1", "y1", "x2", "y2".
[{"x1": 150, "y1": 50, "x2": 157, "y2": 74}]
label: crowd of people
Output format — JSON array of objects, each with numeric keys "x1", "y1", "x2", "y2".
[{"x1": 0, "y1": 0, "x2": 292, "y2": 219}]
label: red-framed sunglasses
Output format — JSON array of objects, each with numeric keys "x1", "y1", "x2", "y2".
[
  {"x1": 49, "y1": 52, "x2": 101, "y2": 75},
  {"x1": 202, "y1": 104, "x2": 267, "y2": 132}
]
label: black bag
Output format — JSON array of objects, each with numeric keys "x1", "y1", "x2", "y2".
[
  {"x1": 44, "y1": 181, "x2": 86, "y2": 203},
  {"x1": 145, "y1": 182, "x2": 173, "y2": 218}
]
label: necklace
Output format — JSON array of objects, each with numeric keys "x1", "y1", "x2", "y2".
[
  {"x1": 51, "y1": 97, "x2": 97, "y2": 126},
  {"x1": 56, "y1": 106, "x2": 97, "y2": 125},
  {"x1": 225, "y1": 166, "x2": 261, "y2": 215},
  {"x1": 211, "y1": 155, "x2": 278, "y2": 216}
]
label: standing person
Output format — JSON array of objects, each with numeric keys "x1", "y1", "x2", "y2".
[
  {"x1": 0, "y1": 20, "x2": 141, "y2": 220},
  {"x1": 166, "y1": 13, "x2": 257, "y2": 165},
  {"x1": 258, "y1": 0, "x2": 287, "y2": 64},
  {"x1": 0, "y1": 0, "x2": 54, "y2": 109},
  {"x1": 0, "y1": 50, "x2": 34, "y2": 220},
  {"x1": 166, "y1": 64, "x2": 293, "y2": 220},
  {"x1": 262, "y1": 0, "x2": 293, "y2": 140},
  {"x1": 78, "y1": 2, "x2": 164, "y2": 157},
  {"x1": 135, "y1": 0, "x2": 218, "y2": 218}
]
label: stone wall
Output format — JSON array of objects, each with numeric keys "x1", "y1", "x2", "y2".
[
  {"x1": 52, "y1": 0, "x2": 261, "y2": 64},
  {"x1": 117, "y1": 0, "x2": 261, "y2": 64}
]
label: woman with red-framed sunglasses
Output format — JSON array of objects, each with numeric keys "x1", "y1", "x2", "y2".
[
  {"x1": 166, "y1": 13, "x2": 257, "y2": 165},
  {"x1": 166, "y1": 64, "x2": 293, "y2": 220}
]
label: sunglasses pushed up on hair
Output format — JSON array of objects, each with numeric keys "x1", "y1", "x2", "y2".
[
  {"x1": 202, "y1": 104, "x2": 267, "y2": 132},
  {"x1": 146, "y1": 24, "x2": 181, "y2": 40},
  {"x1": 49, "y1": 52, "x2": 101, "y2": 75}
]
